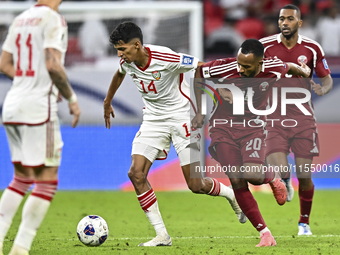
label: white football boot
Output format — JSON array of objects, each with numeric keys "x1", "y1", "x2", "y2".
[
  {"x1": 8, "y1": 245, "x2": 29, "y2": 255},
  {"x1": 138, "y1": 234, "x2": 172, "y2": 246},
  {"x1": 298, "y1": 223, "x2": 312, "y2": 236}
]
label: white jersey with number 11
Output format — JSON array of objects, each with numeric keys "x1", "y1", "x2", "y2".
[{"x1": 2, "y1": 5, "x2": 68, "y2": 125}]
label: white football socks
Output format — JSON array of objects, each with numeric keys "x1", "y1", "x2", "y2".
[
  {"x1": 0, "y1": 189, "x2": 24, "y2": 245},
  {"x1": 219, "y1": 183, "x2": 236, "y2": 202},
  {"x1": 145, "y1": 201, "x2": 168, "y2": 237},
  {"x1": 207, "y1": 178, "x2": 235, "y2": 202},
  {"x1": 12, "y1": 196, "x2": 51, "y2": 251},
  {"x1": 137, "y1": 189, "x2": 168, "y2": 237}
]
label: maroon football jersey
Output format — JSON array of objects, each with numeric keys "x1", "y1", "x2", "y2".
[
  {"x1": 260, "y1": 34, "x2": 331, "y2": 126},
  {"x1": 199, "y1": 57, "x2": 289, "y2": 133}
]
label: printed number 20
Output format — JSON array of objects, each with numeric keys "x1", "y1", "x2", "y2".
[{"x1": 245, "y1": 138, "x2": 262, "y2": 151}]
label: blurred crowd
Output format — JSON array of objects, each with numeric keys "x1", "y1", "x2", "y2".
[{"x1": 204, "y1": 0, "x2": 340, "y2": 58}]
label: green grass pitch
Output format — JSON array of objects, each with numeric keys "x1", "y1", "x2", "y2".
[{"x1": 1, "y1": 190, "x2": 339, "y2": 254}]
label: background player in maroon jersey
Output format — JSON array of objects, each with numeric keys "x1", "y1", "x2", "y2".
[
  {"x1": 192, "y1": 39, "x2": 311, "y2": 247},
  {"x1": 260, "y1": 4, "x2": 333, "y2": 236}
]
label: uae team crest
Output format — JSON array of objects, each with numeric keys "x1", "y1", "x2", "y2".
[{"x1": 152, "y1": 71, "x2": 161, "y2": 80}]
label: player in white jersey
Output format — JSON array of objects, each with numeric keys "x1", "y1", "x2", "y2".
[
  {"x1": 0, "y1": 1, "x2": 81, "y2": 254},
  {"x1": 103, "y1": 21, "x2": 247, "y2": 247}
]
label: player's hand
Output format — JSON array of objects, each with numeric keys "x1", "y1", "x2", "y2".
[
  {"x1": 192, "y1": 113, "x2": 205, "y2": 129},
  {"x1": 298, "y1": 62, "x2": 311, "y2": 78},
  {"x1": 104, "y1": 103, "x2": 115, "y2": 129},
  {"x1": 311, "y1": 80, "x2": 325, "y2": 96},
  {"x1": 68, "y1": 101, "x2": 81, "y2": 128},
  {"x1": 217, "y1": 88, "x2": 233, "y2": 104}
]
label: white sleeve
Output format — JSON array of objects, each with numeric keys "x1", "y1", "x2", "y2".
[
  {"x1": 43, "y1": 12, "x2": 67, "y2": 53},
  {"x1": 168, "y1": 53, "x2": 199, "y2": 73}
]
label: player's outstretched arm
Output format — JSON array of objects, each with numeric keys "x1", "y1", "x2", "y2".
[
  {"x1": 103, "y1": 70, "x2": 125, "y2": 129},
  {"x1": 0, "y1": 50, "x2": 15, "y2": 79},
  {"x1": 192, "y1": 68, "x2": 205, "y2": 129},
  {"x1": 286, "y1": 62, "x2": 311, "y2": 78},
  {"x1": 197, "y1": 61, "x2": 205, "y2": 68},
  {"x1": 45, "y1": 48, "x2": 81, "y2": 128},
  {"x1": 311, "y1": 74, "x2": 333, "y2": 96}
]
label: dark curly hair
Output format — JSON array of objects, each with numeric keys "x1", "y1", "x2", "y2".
[
  {"x1": 240, "y1": 39, "x2": 264, "y2": 58},
  {"x1": 109, "y1": 21, "x2": 143, "y2": 45}
]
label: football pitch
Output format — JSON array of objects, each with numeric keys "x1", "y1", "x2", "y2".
[{"x1": 1, "y1": 190, "x2": 339, "y2": 254}]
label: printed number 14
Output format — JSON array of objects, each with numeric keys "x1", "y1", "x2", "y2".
[{"x1": 140, "y1": 80, "x2": 158, "y2": 94}]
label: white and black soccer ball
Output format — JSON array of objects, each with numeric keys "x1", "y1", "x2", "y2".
[{"x1": 77, "y1": 215, "x2": 109, "y2": 246}]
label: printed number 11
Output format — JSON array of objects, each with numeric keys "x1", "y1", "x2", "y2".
[{"x1": 15, "y1": 33, "x2": 35, "y2": 77}]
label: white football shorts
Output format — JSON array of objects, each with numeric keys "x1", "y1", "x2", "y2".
[
  {"x1": 132, "y1": 114, "x2": 201, "y2": 165},
  {"x1": 4, "y1": 120, "x2": 64, "y2": 167}
]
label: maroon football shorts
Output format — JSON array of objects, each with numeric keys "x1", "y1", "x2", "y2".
[
  {"x1": 266, "y1": 124, "x2": 319, "y2": 160},
  {"x1": 209, "y1": 128, "x2": 267, "y2": 166}
]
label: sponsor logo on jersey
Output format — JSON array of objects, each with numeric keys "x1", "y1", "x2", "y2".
[
  {"x1": 249, "y1": 151, "x2": 260, "y2": 158},
  {"x1": 259, "y1": 81, "x2": 269, "y2": 91},
  {"x1": 322, "y1": 59, "x2": 329, "y2": 69},
  {"x1": 298, "y1": 55, "x2": 307, "y2": 64},
  {"x1": 310, "y1": 146, "x2": 319, "y2": 153},
  {"x1": 152, "y1": 71, "x2": 161, "y2": 80},
  {"x1": 182, "y1": 55, "x2": 194, "y2": 65}
]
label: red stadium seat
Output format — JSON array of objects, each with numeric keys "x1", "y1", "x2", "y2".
[{"x1": 235, "y1": 17, "x2": 265, "y2": 39}]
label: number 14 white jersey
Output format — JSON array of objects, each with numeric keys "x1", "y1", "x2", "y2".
[
  {"x1": 2, "y1": 5, "x2": 68, "y2": 125},
  {"x1": 119, "y1": 44, "x2": 199, "y2": 120}
]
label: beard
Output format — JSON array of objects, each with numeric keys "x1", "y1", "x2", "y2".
[{"x1": 281, "y1": 27, "x2": 298, "y2": 40}]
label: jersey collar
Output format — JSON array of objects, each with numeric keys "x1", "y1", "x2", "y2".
[
  {"x1": 277, "y1": 33, "x2": 302, "y2": 44},
  {"x1": 135, "y1": 46, "x2": 151, "y2": 72}
]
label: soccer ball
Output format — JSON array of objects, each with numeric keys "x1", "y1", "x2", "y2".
[{"x1": 77, "y1": 215, "x2": 109, "y2": 246}]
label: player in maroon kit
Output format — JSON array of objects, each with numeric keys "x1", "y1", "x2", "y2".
[
  {"x1": 192, "y1": 39, "x2": 311, "y2": 247},
  {"x1": 260, "y1": 4, "x2": 333, "y2": 236}
]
